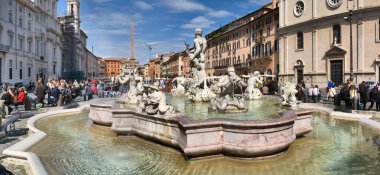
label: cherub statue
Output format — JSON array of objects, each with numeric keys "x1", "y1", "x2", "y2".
[{"x1": 244, "y1": 71, "x2": 264, "y2": 100}]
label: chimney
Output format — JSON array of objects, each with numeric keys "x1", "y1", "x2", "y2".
[{"x1": 272, "y1": 0, "x2": 278, "y2": 9}]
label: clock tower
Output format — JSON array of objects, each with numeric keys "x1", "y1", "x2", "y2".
[{"x1": 67, "y1": 0, "x2": 80, "y2": 34}]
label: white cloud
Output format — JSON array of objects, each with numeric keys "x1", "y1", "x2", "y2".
[
  {"x1": 207, "y1": 10, "x2": 233, "y2": 18},
  {"x1": 93, "y1": 0, "x2": 112, "y2": 3},
  {"x1": 160, "y1": 0, "x2": 207, "y2": 12},
  {"x1": 135, "y1": 1, "x2": 153, "y2": 10},
  {"x1": 180, "y1": 16, "x2": 215, "y2": 29}
]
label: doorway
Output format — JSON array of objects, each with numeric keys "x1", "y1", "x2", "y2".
[
  {"x1": 330, "y1": 60, "x2": 343, "y2": 85},
  {"x1": 297, "y1": 69, "x2": 303, "y2": 83}
]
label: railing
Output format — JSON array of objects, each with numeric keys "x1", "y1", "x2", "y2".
[{"x1": 0, "y1": 44, "x2": 10, "y2": 53}]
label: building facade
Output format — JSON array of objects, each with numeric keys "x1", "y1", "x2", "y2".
[
  {"x1": 0, "y1": 0, "x2": 62, "y2": 83},
  {"x1": 278, "y1": 0, "x2": 380, "y2": 86},
  {"x1": 102, "y1": 58, "x2": 121, "y2": 78},
  {"x1": 205, "y1": 0, "x2": 279, "y2": 77}
]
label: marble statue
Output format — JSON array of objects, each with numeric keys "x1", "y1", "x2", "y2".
[
  {"x1": 280, "y1": 82, "x2": 299, "y2": 107},
  {"x1": 113, "y1": 66, "x2": 144, "y2": 104},
  {"x1": 185, "y1": 28, "x2": 216, "y2": 102},
  {"x1": 171, "y1": 76, "x2": 186, "y2": 96},
  {"x1": 210, "y1": 67, "x2": 247, "y2": 112},
  {"x1": 138, "y1": 84, "x2": 176, "y2": 115},
  {"x1": 244, "y1": 71, "x2": 264, "y2": 100}
]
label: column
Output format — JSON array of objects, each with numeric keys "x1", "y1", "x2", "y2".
[
  {"x1": 312, "y1": 28, "x2": 317, "y2": 72},
  {"x1": 357, "y1": 19, "x2": 364, "y2": 72},
  {"x1": 312, "y1": 0, "x2": 317, "y2": 19}
]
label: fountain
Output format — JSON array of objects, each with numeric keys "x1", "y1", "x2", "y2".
[{"x1": 88, "y1": 28, "x2": 314, "y2": 159}]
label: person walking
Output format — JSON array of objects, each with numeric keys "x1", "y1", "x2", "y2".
[
  {"x1": 359, "y1": 81, "x2": 369, "y2": 110},
  {"x1": 367, "y1": 86, "x2": 378, "y2": 110},
  {"x1": 349, "y1": 85, "x2": 358, "y2": 109},
  {"x1": 308, "y1": 84, "x2": 314, "y2": 103},
  {"x1": 312, "y1": 85, "x2": 321, "y2": 103}
]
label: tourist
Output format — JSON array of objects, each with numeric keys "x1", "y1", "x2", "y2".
[
  {"x1": 328, "y1": 85, "x2": 337, "y2": 103},
  {"x1": 359, "y1": 81, "x2": 369, "y2": 110},
  {"x1": 312, "y1": 85, "x2": 321, "y2": 103},
  {"x1": 86, "y1": 84, "x2": 94, "y2": 100},
  {"x1": 35, "y1": 80, "x2": 47, "y2": 107},
  {"x1": 51, "y1": 82, "x2": 60, "y2": 106},
  {"x1": 349, "y1": 85, "x2": 358, "y2": 109},
  {"x1": 97, "y1": 82, "x2": 105, "y2": 98},
  {"x1": 308, "y1": 84, "x2": 314, "y2": 102},
  {"x1": 367, "y1": 86, "x2": 378, "y2": 110},
  {"x1": 16, "y1": 86, "x2": 26, "y2": 105},
  {"x1": 1, "y1": 87, "x2": 16, "y2": 114}
]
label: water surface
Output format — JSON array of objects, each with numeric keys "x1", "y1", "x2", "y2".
[{"x1": 29, "y1": 113, "x2": 380, "y2": 175}]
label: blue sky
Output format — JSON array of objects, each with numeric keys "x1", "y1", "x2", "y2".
[{"x1": 57, "y1": 0, "x2": 271, "y2": 64}]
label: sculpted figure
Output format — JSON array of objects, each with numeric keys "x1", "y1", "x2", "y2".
[
  {"x1": 185, "y1": 28, "x2": 216, "y2": 102},
  {"x1": 171, "y1": 76, "x2": 186, "y2": 96},
  {"x1": 244, "y1": 71, "x2": 264, "y2": 100},
  {"x1": 281, "y1": 82, "x2": 299, "y2": 107},
  {"x1": 138, "y1": 84, "x2": 175, "y2": 115},
  {"x1": 210, "y1": 67, "x2": 246, "y2": 112},
  {"x1": 115, "y1": 66, "x2": 143, "y2": 104}
]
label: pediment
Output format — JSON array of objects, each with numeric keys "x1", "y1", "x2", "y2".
[{"x1": 325, "y1": 46, "x2": 347, "y2": 57}]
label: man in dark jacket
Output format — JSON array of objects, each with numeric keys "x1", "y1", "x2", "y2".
[{"x1": 359, "y1": 81, "x2": 369, "y2": 110}]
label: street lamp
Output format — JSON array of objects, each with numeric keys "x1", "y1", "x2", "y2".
[{"x1": 344, "y1": 10, "x2": 354, "y2": 81}]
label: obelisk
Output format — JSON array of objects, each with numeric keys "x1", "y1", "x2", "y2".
[{"x1": 131, "y1": 19, "x2": 135, "y2": 59}]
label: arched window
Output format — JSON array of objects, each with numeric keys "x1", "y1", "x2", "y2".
[
  {"x1": 297, "y1": 32, "x2": 303, "y2": 49},
  {"x1": 333, "y1": 25, "x2": 341, "y2": 44},
  {"x1": 233, "y1": 57, "x2": 236, "y2": 65}
]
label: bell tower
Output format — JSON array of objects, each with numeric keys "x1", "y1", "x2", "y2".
[{"x1": 67, "y1": 0, "x2": 80, "y2": 34}]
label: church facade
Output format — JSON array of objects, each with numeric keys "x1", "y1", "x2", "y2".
[{"x1": 278, "y1": 0, "x2": 380, "y2": 86}]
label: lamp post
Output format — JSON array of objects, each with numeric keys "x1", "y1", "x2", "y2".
[{"x1": 344, "y1": 10, "x2": 354, "y2": 81}]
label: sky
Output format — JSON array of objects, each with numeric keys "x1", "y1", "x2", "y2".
[{"x1": 57, "y1": 0, "x2": 271, "y2": 64}]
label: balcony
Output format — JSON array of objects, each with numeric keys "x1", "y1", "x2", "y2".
[
  {"x1": 0, "y1": 44, "x2": 10, "y2": 53},
  {"x1": 40, "y1": 56, "x2": 45, "y2": 60}
]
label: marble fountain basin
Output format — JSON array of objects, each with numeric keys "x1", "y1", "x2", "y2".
[{"x1": 89, "y1": 101, "x2": 313, "y2": 159}]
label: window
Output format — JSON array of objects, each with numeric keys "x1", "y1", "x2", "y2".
[
  {"x1": 297, "y1": 32, "x2": 304, "y2": 49},
  {"x1": 327, "y1": 0, "x2": 343, "y2": 8},
  {"x1": 237, "y1": 56, "x2": 241, "y2": 64},
  {"x1": 19, "y1": 37, "x2": 23, "y2": 50},
  {"x1": 267, "y1": 27, "x2": 271, "y2": 37},
  {"x1": 28, "y1": 20, "x2": 31, "y2": 30},
  {"x1": 20, "y1": 69, "x2": 23, "y2": 79},
  {"x1": 28, "y1": 67, "x2": 31, "y2": 77},
  {"x1": 8, "y1": 34, "x2": 13, "y2": 48},
  {"x1": 274, "y1": 40, "x2": 279, "y2": 52},
  {"x1": 28, "y1": 40, "x2": 32, "y2": 52},
  {"x1": 9, "y1": 10, "x2": 13, "y2": 23},
  {"x1": 9, "y1": 0, "x2": 12, "y2": 5},
  {"x1": 333, "y1": 25, "x2": 341, "y2": 44},
  {"x1": 19, "y1": 17, "x2": 22, "y2": 27},
  {"x1": 266, "y1": 17, "x2": 272, "y2": 25},
  {"x1": 9, "y1": 68, "x2": 13, "y2": 79},
  {"x1": 275, "y1": 14, "x2": 279, "y2": 21},
  {"x1": 53, "y1": 47, "x2": 56, "y2": 58},
  {"x1": 53, "y1": 64, "x2": 56, "y2": 74},
  {"x1": 9, "y1": 60, "x2": 13, "y2": 67},
  {"x1": 294, "y1": 1, "x2": 305, "y2": 17}
]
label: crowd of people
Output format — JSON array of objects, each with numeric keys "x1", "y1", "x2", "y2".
[{"x1": 0, "y1": 78, "x2": 124, "y2": 116}]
